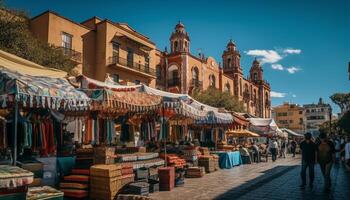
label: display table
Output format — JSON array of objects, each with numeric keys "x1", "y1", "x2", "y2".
[
  {"x1": 214, "y1": 151, "x2": 242, "y2": 169},
  {"x1": 0, "y1": 165, "x2": 33, "y2": 188},
  {"x1": 27, "y1": 186, "x2": 63, "y2": 200}
]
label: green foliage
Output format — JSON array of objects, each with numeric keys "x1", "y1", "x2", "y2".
[
  {"x1": 192, "y1": 87, "x2": 245, "y2": 112},
  {"x1": 0, "y1": 6, "x2": 75, "y2": 73},
  {"x1": 338, "y1": 111, "x2": 350, "y2": 135},
  {"x1": 330, "y1": 93, "x2": 350, "y2": 113}
]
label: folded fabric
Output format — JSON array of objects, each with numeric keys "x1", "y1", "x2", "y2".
[
  {"x1": 71, "y1": 169, "x2": 90, "y2": 175},
  {"x1": 60, "y1": 182, "x2": 89, "y2": 189},
  {"x1": 61, "y1": 189, "x2": 88, "y2": 198},
  {"x1": 63, "y1": 175, "x2": 89, "y2": 182}
]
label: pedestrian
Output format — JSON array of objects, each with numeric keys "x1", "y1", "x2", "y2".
[
  {"x1": 334, "y1": 137, "x2": 341, "y2": 163},
  {"x1": 280, "y1": 140, "x2": 286, "y2": 158},
  {"x1": 251, "y1": 142, "x2": 260, "y2": 163},
  {"x1": 317, "y1": 133, "x2": 336, "y2": 192},
  {"x1": 344, "y1": 137, "x2": 350, "y2": 171},
  {"x1": 269, "y1": 138, "x2": 278, "y2": 162},
  {"x1": 299, "y1": 132, "x2": 317, "y2": 189},
  {"x1": 291, "y1": 139, "x2": 297, "y2": 157}
]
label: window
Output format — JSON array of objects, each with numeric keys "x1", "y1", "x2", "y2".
[
  {"x1": 174, "y1": 41, "x2": 178, "y2": 52},
  {"x1": 254, "y1": 73, "x2": 257, "y2": 81},
  {"x1": 225, "y1": 83, "x2": 230, "y2": 93},
  {"x1": 209, "y1": 74, "x2": 216, "y2": 87},
  {"x1": 192, "y1": 67, "x2": 199, "y2": 80},
  {"x1": 156, "y1": 65, "x2": 161, "y2": 80},
  {"x1": 239, "y1": 79, "x2": 242, "y2": 96},
  {"x1": 299, "y1": 110, "x2": 303, "y2": 114},
  {"x1": 61, "y1": 32, "x2": 72, "y2": 49},
  {"x1": 127, "y1": 48, "x2": 133, "y2": 67},
  {"x1": 227, "y1": 58, "x2": 232, "y2": 68},
  {"x1": 112, "y1": 74, "x2": 119, "y2": 83},
  {"x1": 145, "y1": 55, "x2": 150, "y2": 72},
  {"x1": 289, "y1": 120, "x2": 293, "y2": 123},
  {"x1": 112, "y1": 42, "x2": 120, "y2": 63}
]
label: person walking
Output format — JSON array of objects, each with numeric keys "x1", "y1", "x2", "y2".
[
  {"x1": 299, "y1": 132, "x2": 317, "y2": 189},
  {"x1": 344, "y1": 137, "x2": 350, "y2": 171},
  {"x1": 280, "y1": 140, "x2": 287, "y2": 158},
  {"x1": 334, "y1": 137, "x2": 341, "y2": 163},
  {"x1": 269, "y1": 138, "x2": 278, "y2": 162},
  {"x1": 317, "y1": 133, "x2": 336, "y2": 192},
  {"x1": 291, "y1": 139, "x2": 297, "y2": 157}
]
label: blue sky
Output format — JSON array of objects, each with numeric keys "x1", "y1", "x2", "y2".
[{"x1": 5, "y1": 0, "x2": 350, "y2": 113}]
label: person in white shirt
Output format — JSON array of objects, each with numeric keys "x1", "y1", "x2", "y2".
[{"x1": 344, "y1": 137, "x2": 350, "y2": 171}]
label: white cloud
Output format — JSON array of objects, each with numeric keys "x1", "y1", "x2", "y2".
[
  {"x1": 245, "y1": 50, "x2": 282, "y2": 64},
  {"x1": 271, "y1": 91, "x2": 287, "y2": 98},
  {"x1": 292, "y1": 94, "x2": 297, "y2": 98},
  {"x1": 271, "y1": 64, "x2": 284, "y2": 70},
  {"x1": 286, "y1": 67, "x2": 301, "y2": 74},
  {"x1": 283, "y1": 48, "x2": 301, "y2": 54}
]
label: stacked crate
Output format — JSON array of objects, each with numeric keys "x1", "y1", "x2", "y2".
[
  {"x1": 90, "y1": 164, "x2": 122, "y2": 200},
  {"x1": 120, "y1": 163, "x2": 135, "y2": 188},
  {"x1": 93, "y1": 147, "x2": 116, "y2": 165},
  {"x1": 158, "y1": 167, "x2": 175, "y2": 191},
  {"x1": 198, "y1": 156, "x2": 215, "y2": 173},
  {"x1": 185, "y1": 167, "x2": 205, "y2": 178},
  {"x1": 128, "y1": 182, "x2": 149, "y2": 196}
]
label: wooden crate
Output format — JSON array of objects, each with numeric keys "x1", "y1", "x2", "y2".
[{"x1": 90, "y1": 164, "x2": 122, "y2": 178}]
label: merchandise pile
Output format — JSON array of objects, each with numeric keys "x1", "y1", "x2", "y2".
[
  {"x1": 90, "y1": 164, "x2": 122, "y2": 200},
  {"x1": 160, "y1": 154, "x2": 186, "y2": 168}
]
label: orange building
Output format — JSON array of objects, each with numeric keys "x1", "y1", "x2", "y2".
[
  {"x1": 272, "y1": 103, "x2": 304, "y2": 134},
  {"x1": 29, "y1": 11, "x2": 271, "y2": 118}
]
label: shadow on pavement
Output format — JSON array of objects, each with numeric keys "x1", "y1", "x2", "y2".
[{"x1": 213, "y1": 165, "x2": 298, "y2": 200}]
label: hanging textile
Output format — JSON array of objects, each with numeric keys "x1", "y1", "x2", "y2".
[{"x1": 0, "y1": 116, "x2": 7, "y2": 149}]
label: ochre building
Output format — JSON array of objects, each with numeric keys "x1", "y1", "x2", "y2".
[
  {"x1": 272, "y1": 103, "x2": 304, "y2": 134},
  {"x1": 29, "y1": 11, "x2": 271, "y2": 118}
]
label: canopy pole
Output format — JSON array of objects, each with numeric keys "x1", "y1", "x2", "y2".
[
  {"x1": 12, "y1": 100, "x2": 18, "y2": 166},
  {"x1": 162, "y1": 103, "x2": 167, "y2": 167}
]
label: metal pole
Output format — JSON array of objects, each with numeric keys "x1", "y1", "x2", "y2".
[
  {"x1": 13, "y1": 100, "x2": 18, "y2": 166},
  {"x1": 162, "y1": 104, "x2": 167, "y2": 167}
]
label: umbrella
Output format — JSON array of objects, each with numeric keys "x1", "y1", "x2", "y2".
[{"x1": 225, "y1": 129, "x2": 260, "y2": 137}]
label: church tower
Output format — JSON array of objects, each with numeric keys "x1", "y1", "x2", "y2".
[
  {"x1": 222, "y1": 39, "x2": 242, "y2": 77},
  {"x1": 170, "y1": 22, "x2": 190, "y2": 53},
  {"x1": 249, "y1": 58, "x2": 263, "y2": 82}
]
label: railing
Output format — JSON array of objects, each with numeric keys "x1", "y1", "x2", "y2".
[
  {"x1": 58, "y1": 47, "x2": 82, "y2": 63},
  {"x1": 167, "y1": 78, "x2": 180, "y2": 87},
  {"x1": 108, "y1": 56, "x2": 156, "y2": 76},
  {"x1": 190, "y1": 79, "x2": 202, "y2": 88}
]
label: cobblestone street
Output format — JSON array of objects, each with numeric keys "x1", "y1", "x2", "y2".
[{"x1": 150, "y1": 156, "x2": 350, "y2": 200}]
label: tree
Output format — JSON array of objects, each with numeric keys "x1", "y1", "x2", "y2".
[
  {"x1": 330, "y1": 93, "x2": 350, "y2": 114},
  {"x1": 338, "y1": 111, "x2": 350, "y2": 135},
  {"x1": 191, "y1": 87, "x2": 245, "y2": 112},
  {"x1": 0, "y1": 4, "x2": 76, "y2": 73}
]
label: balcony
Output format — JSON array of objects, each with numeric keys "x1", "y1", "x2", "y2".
[
  {"x1": 108, "y1": 56, "x2": 156, "y2": 77},
  {"x1": 59, "y1": 47, "x2": 82, "y2": 63},
  {"x1": 190, "y1": 79, "x2": 202, "y2": 88},
  {"x1": 167, "y1": 78, "x2": 181, "y2": 87}
]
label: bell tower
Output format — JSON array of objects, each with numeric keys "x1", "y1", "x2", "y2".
[
  {"x1": 222, "y1": 39, "x2": 242, "y2": 77},
  {"x1": 250, "y1": 58, "x2": 263, "y2": 82},
  {"x1": 170, "y1": 22, "x2": 190, "y2": 53}
]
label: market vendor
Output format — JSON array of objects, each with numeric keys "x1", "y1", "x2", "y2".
[{"x1": 239, "y1": 146, "x2": 251, "y2": 164}]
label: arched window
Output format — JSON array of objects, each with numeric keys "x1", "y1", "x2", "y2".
[
  {"x1": 192, "y1": 67, "x2": 199, "y2": 80},
  {"x1": 265, "y1": 92, "x2": 269, "y2": 107},
  {"x1": 156, "y1": 65, "x2": 161, "y2": 80},
  {"x1": 168, "y1": 64, "x2": 179, "y2": 86},
  {"x1": 209, "y1": 74, "x2": 216, "y2": 87},
  {"x1": 254, "y1": 73, "x2": 258, "y2": 81},
  {"x1": 239, "y1": 79, "x2": 242, "y2": 96},
  {"x1": 174, "y1": 41, "x2": 178, "y2": 52},
  {"x1": 227, "y1": 58, "x2": 232, "y2": 68},
  {"x1": 225, "y1": 83, "x2": 231, "y2": 93}
]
